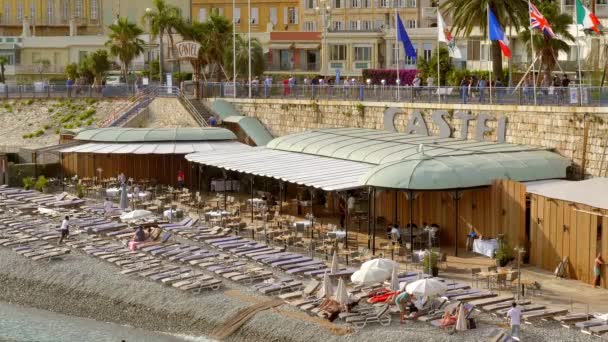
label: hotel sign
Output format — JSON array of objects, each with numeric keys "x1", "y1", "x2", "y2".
[
  {"x1": 383, "y1": 107, "x2": 507, "y2": 143},
  {"x1": 176, "y1": 41, "x2": 201, "y2": 60}
]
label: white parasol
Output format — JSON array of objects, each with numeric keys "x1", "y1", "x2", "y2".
[
  {"x1": 405, "y1": 278, "x2": 448, "y2": 297},
  {"x1": 38, "y1": 207, "x2": 59, "y2": 216},
  {"x1": 350, "y1": 267, "x2": 390, "y2": 285},
  {"x1": 390, "y1": 266, "x2": 400, "y2": 291},
  {"x1": 120, "y1": 209, "x2": 153, "y2": 222},
  {"x1": 318, "y1": 271, "x2": 334, "y2": 299},
  {"x1": 334, "y1": 278, "x2": 349, "y2": 306},
  {"x1": 330, "y1": 250, "x2": 339, "y2": 274},
  {"x1": 455, "y1": 303, "x2": 468, "y2": 331},
  {"x1": 361, "y1": 258, "x2": 399, "y2": 273}
]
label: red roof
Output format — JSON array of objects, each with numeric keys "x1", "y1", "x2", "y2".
[{"x1": 270, "y1": 31, "x2": 321, "y2": 41}]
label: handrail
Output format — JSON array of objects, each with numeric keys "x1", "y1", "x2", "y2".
[
  {"x1": 99, "y1": 87, "x2": 154, "y2": 127},
  {"x1": 178, "y1": 91, "x2": 209, "y2": 127}
]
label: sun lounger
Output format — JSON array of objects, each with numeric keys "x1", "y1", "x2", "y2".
[
  {"x1": 495, "y1": 304, "x2": 546, "y2": 317},
  {"x1": 30, "y1": 248, "x2": 71, "y2": 261},
  {"x1": 451, "y1": 291, "x2": 495, "y2": 302},
  {"x1": 469, "y1": 295, "x2": 514, "y2": 308},
  {"x1": 138, "y1": 266, "x2": 180, "y2": 277},
  {"x1": 180, "y1": 279, "x2": 222, "y2": 292},
  {"x1": 553, "y1": 313, "x2": 593, "y2": 328},
  {"x1": 270, "y1": 257, "x2": 313, "y2": 268},
  {"x1": 482, "y1": 300, "x2": 531, "y2": 312},
  {"x1": 158, "y1": 218, "x2": 191, "y2": 228},
  {"x1": 522, "y1": 308, "x2": 568, "y2": 321},
  {"x1": 149, "y1": 268, "x2": 191, "y2": 281},
  {"x1": 171, "y1": 275, "x2": 214, "y2": 288},
  {"x1": 429, "y1": 303, "x2": 475, "y2": 328},
  {"x1": 120, "y1": 263, "x2": 162, "y2": 275},
  {"x1": 576, "y1": 319, "x2": 608, "y2": 330},
  {"x1": 346, "y1": 304, "x2": 391, "y2": 328},
  {"x1": 285, "y1": 263, "x2": 327, "y2": 275}
]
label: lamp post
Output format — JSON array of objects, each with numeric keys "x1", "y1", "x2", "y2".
[
  {"x1": 315, "y1": 1, "x2": 331, "y2": 77},
  {"x1": 514, "y1": 246, "x2": 525, "y2": 300}
]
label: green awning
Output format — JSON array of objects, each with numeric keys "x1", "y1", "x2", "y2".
[
  {"x1": 73, "y1": 127, "x2": 236, "y2": 142},
  {"x1": 210, "y1": 100, "x2": 241, "y2": 121},
  {"x1": 223, "y1": 116, "x2": 274, "y2": 146}
]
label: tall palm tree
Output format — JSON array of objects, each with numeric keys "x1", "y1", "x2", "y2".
[
  {"x1": 224, "y1": 35, "x2": 265, "y2": 80},
  {"x1": 441, "y1": 0, "x2": 528, "y2": 82},
  {"x1": 106, "y1": 17, "x2": 144, "y2": 82},
  {"x1": 519, "y1": 1, "x2": 573, "y2": 81},
  {"x1": 142, "y1": 0, "x2": 182, "y2": 84},
  {"x1": 175, "y1": 19, "x2": 208, "y2": 81},
  {"x1": 0, "y1": 56, "x2": 7, "y2": 83},
  {"x1": 200, "y1": 13, "x2": 233, "y2": 81}
]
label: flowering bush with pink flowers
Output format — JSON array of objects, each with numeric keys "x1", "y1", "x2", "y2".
[{"x1": 362, "y1": 69, "x2": 419, "y2": 85}]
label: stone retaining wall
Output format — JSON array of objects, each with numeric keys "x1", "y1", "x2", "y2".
[{"x1": 222, "y1": 98, "x2": 608, "y2": 177}]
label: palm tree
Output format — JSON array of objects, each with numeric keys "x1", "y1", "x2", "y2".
[
  {"x1": 142, "y1": 0, "x2": 182, "y2": 84},
  {"x1": 106, "y1": 17, "x2": 144, "y2": 82},
  {"x1": 224, "y1": 35, "x2": 265, "y2": 80},
  {"x1": 441, "y1": 0, "x2": 528, "y2": 82},
  {"x1": 175, "y1": 19, "x2": 208, "y2": 81},
  {"x1": 0, "y1": 56, "x2": 7, "y2": 83},
  {"x1": 87, "y1": 49, "x2": 112, "y2": 87},
  {"x1": 519, "y1": 1, "x2": 573, "y2": 81},
  {"x1": 201, "y1": 13, "x2": 234, "y2": 81}
]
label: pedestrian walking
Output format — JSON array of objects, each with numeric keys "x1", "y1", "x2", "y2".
[
  {"x1": 595, "y1": 253, "x2": 605, "y2": 288},
  {"x1": 58, "y1": 216, "x2": 70, "y2": 244},
  {"x1": 506, "y1": 302, "x2": 522, "y2": 340},
  {"x1": 460, "y1": 77, "x2": 468, "y2": 104},
  {"x1": 478, "y1": 76, "x2": 487, "y2": 103}
]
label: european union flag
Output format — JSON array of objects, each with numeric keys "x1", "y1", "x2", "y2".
[{"x1": 397, "y1": 14, "x2": 416, "y2": 60}]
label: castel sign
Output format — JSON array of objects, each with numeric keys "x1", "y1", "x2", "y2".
[
  {"x1": 175, "y1": 41, "x2": 201, "y2": 60},
  {"x1": 383, "y1": 107, "x2": 508, "y2": 143}
]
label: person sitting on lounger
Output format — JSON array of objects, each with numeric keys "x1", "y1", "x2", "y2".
[
  {"x1": 133, "y1": 226, "x2": 147, "y2": 242},
  {"x1": 395, "y1": 291, "x2": 415, "y2": 324},
  {"x1": 58, "y1": 216, "x2": 70, "y2": 244}
]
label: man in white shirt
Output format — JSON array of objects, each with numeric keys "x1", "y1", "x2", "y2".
[
  {"x1": 58, "y1": 215, "x2": 70, "y2": 244},
  {"x1": 506, "y1": 302, "x2": 522, "y2": 340},
  {"x1": 390, "y1": 224, "x2": 401, "y2": 245}
]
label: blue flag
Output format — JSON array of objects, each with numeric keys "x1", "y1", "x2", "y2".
[{"x1": 397, "y1": 14, "x2": 416, "y2": 60}]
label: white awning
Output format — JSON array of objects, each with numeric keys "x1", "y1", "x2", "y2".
[
  {"x1": 294, "y1": 43, "x2": 320, "y2": 49},
  {"x1": 525, "y1": 178, "x2": 608, "y2": 210},
  {"x1": 268, "y1": 43, "x2": 293, "y2": 50},
  {"x1": 59, "y1": 141, "x2": 250, "y2": 155},
  {"x1": 186, "y1": 147, "x2": 372, "y2": 191}
]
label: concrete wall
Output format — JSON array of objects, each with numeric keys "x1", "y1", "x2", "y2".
[
  {"x1": 123, "y1": 98, "x2": 200, "y2": 128},
  {"x1": 222, "y1": 98, "x2": 608, "y2": 178}
]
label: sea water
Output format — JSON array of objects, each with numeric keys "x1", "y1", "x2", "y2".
[{"x1": 0, "y1": 301, "x2": 213, "y2": 342}]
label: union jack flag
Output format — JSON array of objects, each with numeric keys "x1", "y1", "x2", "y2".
[{"x1": 530, "y1": 2, "x2": 555, "y2": 38}]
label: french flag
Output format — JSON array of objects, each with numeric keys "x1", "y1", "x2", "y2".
[{"x1": 488, "y1": 8, "x2": 511, "y2": 58}]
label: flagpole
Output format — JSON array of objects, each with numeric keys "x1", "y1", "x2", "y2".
[
  {"x1": 487, "y1": 5, "x2": 493, "y2": 104},
  {"x1": 528, "y1": 0, "x2": 537, "y2": 105},
  {"x1": 437, "y1": 40, "x2": 440, "y2": 103},
  {"x1": 395, "y1": 6, "x2": 400, "y2": 101},
  {"x1": 232, "y1": 0, "x2": 236, "y2": 98},
  {"x1": 248, "y1": 0, "x2": 252, "y2": 99},
  {"x1": 574, "y1": 1, "x2": 584, "y2": 106}
]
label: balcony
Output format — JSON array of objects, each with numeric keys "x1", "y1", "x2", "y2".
[
  {"x1": 0, "y1": 17, "x2": 97, "y2": 27},
  {"x1": 422, "y1": 7, "x2": 438, "y2": 19},
  {"x1": 15, "y1": 64, "x2": 66, "y2": 74},
  {"x1": 597, "y1": 4, "x2": 608, "y2": 17},
  {"x1": 267, "y1": 62, "x2": 320, "y2": 73}
]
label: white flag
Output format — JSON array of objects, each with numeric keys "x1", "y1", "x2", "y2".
[{"x1": 437, "y1": 11, "x2": 462, "y2": 59}]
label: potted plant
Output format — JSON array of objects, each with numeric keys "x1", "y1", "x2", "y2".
[
  {"x1": 22, "y1": 177, "x2": 35, "y2": 190},
  {"x1": 423, "y1": 251, "x2": 439, "y2": 276},
  {"x1": 76, "y1": 184, "x2": 85, "y2": 199},
  {"x1": 34, "y1": 175, "x2": 50, "y2": 193},
  {"x1": 494, "y1": 241, "x2": 514, "y2": 267}
]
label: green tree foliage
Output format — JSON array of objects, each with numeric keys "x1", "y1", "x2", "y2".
[
  {"x1": 224, "y1": 35, "x2": 265, "y2": 80},
  {"x1": 0, "y1": 56, "x2": 8, "y2": 83},
  {"x1": 87, "y1": 49, "x2": 112, "y2": 86},
  {"x1": 65, "y1": 63, "x2": 79, "y2": 80},
  {"x1": 142, "y1": 0, "x2": 182, "y2": 81},
  {"x1": 106, "y1": 17, "x2": 144, "y2": 81},
  {"x1": 417, "y1": 47, "x2": 453, "y2": 86}
]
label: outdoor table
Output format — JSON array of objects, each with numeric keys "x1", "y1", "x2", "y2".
[
  {"x1": 128, "y1": 192, "x2": 150, "y2": 200},
  {"x1": 106, "y1": 187, "x2": 120, "y2": 197},
  {"x1": 473, "y1": 239, "x2": 499, "y2": 258},
  {"x1": 205, "y1": 210, "x2": 230, "y2": 221},
  {"x1": 327, "y1": 230, "x2": 346, "y2": 239},
  {"x1": 339, "y1": 249, "x2": 354, "y2": 265},
  {"x1": 247, "y1": 198, "x2": 267, "y2": 208},
  {"x1": 163, "y1": 209, "x2": 177, "y2": 219},
  {"x1": 478, "y1": 269, "x2": 515, "y2": 289}
]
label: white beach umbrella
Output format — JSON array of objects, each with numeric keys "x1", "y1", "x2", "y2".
[
  {"x1": 361, "y1": 258, "x2": 398, "y2": 273},
  {"x1": 334, "y1": 278, "x2": 349, "y2": 306},
  {"x1": 318, "y1": 271, "x2": 334, "y2": 299},
  {"x1": 330, "y1": 250, "x2": 339, "y2": 275},
  {"x1": 406, "y1": 278, "x2": 448, "y2": 297},
  {"x1": 390, "y1": 266, "x2": 400, "y2": 291},
  {"x1": 455, "y1": 303, "x2": 468, "y2": 331},
  {"x1": 38, "y1": 207, "x2": 58, "y2": 216},
  {"x1": 120, "y1": 209, "x2": 153, "y2": 222},
  {"x1": 350, "y1": 267, "x2": 390, "y2": 285}
]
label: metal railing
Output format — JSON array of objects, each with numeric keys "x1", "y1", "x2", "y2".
[
  {"x1": 178, "y1": 90, "x2": 209, "y2": 127},
  {"x1": 200, "y1": 82, "x2": 608, "y2": 107},
  {"x1": 0, "y1": 83, "x2": 138, "y2": 99}
]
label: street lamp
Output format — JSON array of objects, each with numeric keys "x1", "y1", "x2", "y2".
[{"x1": 316, "y1": 1, "x2": 331, "y2": 76}]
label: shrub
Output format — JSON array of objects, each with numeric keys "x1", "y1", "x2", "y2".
[
  {"x1": 85, "y1": 118, "x2": 94, "y2": 126},
  {"x1": 54, "y1": 128, "x2": 61, "y2": 134},
  {"x1": 63, "y1": 123, "x2": 74, "y2": 129},
  {"x1": 25, "y1": 99, "x2": 34, "y2": 105},
  {"x1": 22, "y1": 177, "x2": 35, "y2": 190},
  {"x1": 60, "y1": 114, "x2": 74, "y2": 123},
  {"x1": 34, "y1": 175, "x2": 49, "y2": 192},
  {"x1": 85, "y1": 98, "x2": 97, "y2": 105},
  {"x1": 422, "y1": 251, "x2": 439, "y2": 272},
  {"x1": 48, "y1": 108, "x2": 54, "y2": 113},
  {"x1": 361, "y1": 69, "x2": 418, "y2": 85},
  {"x1": 34, "y1": 129, "x2": 44, "y2": 137},
  {"x1": 76, "y1": 184, "x2": 85, "y2": 198},
  {"x1": 43, "y1": 124, "x2": 50, "y2": 130},
  {"x1": 495, "y1": 241, "x2": 514, "y2": 266}
]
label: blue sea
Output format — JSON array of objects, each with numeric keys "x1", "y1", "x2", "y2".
[{"x1": 0, "y1": 301, "x2": 213, "y2": 342}]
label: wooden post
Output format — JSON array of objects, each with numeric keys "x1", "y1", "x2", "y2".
[
  {"x1": 367, "y1": 187, "x2": 372, "y2": 249},
  {"x1": 372, "y1": 188, "x2": 377, "y2": 255}
]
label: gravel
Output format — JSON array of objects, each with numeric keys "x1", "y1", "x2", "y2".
[{"x1": 0, "y1": 245, "x2": 598, "y2": 342}]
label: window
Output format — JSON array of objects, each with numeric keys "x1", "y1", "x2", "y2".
[
  {"x1": 62, "y1": 0, "x2": 68, "y2": 20},
  {"x1": 394, "y1": 43, "x2": 417, "y2": 65},
  {"x1": 354, "y1": 46, "x2": 371, "y2": 61},
  {"x1": 5, "y1": 37, "x2": 14, "y2": 42},
  {"x1": 306, "y1": 0, "x2": 315, "y2": 9},
  {"x1": 233, "y1": 7, "x2": 241, "y2": 24},
  {"x1": 423, "y1": 43, "x2": 432, "y2": 61},
  {"x1": 251, "y1": 8, "x2": 259, "y2": 24},
  {"x1": 78, "y1": 51, "x2": 88, "y2": 63},
  {"x1": 304, "y1": 21, "x2": 315, "y2": 31},
  {"x1": 29, "y1": 2, "x2": 35, "y2": 22},
  {"x1": 46, "y1": 0, "x2": 53, "y2": 23},
  {"x1": 4, "y1": 3, "x2": 10, "y2": 24},
  {"x1": 351, "y1": 0, "x2": 361, "y2": 8},
  {"x1": 374, "y1": 19, "x2": 384, "y2": 30},
  {"x1": 362, "y1": 0, "x2": 371, "y2": 8},
  {"x1": 287, "y1": 7, "x2": 298, "y2": 24},
  {"x1": 53, "y1": 52, "x2": 60, "y2": 65},
  {"x1": 75, "y1": 0, "x2": 82, "y2": 18},
  {"x1": 332, "y1": 20, "x2": 343, "y2": 30},
  {"x1": 467, "y1": 40, "x2": 480, "y2": 61},
  {"x1": 405, "y1": 0, "x2": 417, "y2": 7},
  {"x1": 270, "y1": 7, "x2": 277, "y2": 25},
  {"x1": 210, "y1": 7, "x2": 223, "y2": 16},
  {"x1": 90, "y1": 0, "x2": 98, "y2": 20},
  {"x1": 198, "y1": 8, "x2": 207, "y2": 22},
  {"x1": 334, "y1": 0, "x2": 342, "y2": 9},
  {"x1": 330, "y1": 44, "x2": 347, "y2": 60},
  {"x1": 349, "y1": 20, "x2": 358, "y2": 30},
  {"x1": 362, "y1": 20, "x2": 372, "y2": 30},
  {"x1": 407, "y1": 20, "x2": 416, "y2": 28},
  {"x1": 17, "y1": 1, "x2": 23, "y2": 22},
  {"x1": 380, "y1": 0, "x2": 390, "y2": 7}
]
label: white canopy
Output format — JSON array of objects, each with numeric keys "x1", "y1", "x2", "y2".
[
  {"x1": 186, "y1": 147, "x2": 373, "y2": 191},
  {"x1": 525, "y1": 178, "x2": 608, "y2": 210},
  {"x1": 59, "y1": 141, "x2": 250, "y2": 155}
]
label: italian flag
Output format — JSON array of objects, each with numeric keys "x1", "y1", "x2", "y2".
[{"x1": 576, "y1": 0, "x2": 602, "y2": 34}]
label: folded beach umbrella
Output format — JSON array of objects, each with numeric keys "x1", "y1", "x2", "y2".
[
  {"x1": 318, "y1": 271, "x2": 334, "y2": 299},
  {"x1": 390, "y1": 266, "x2": 400, "y2": 291},
  {"x1": 120, "y1": 209, "x2": 153, "y2": 222},
  {"x1": 334, "y1": 278, "x2": 349, "y2": 306},
  {"x1": 361, "y1": 258, "x2": 398, "y2": 273},
  {"x1": 350, "y1": 267, "x2": 390, "y2": 285},
  {"x1": 330, "y1": 250, "x2": 339, "y2": 275},
  {"x1": 119, "y1": 183, "x2": 128, "y2": 209},
  {"x1": 455, "y1": 303, "x2": 468, "y2": 332},
  {"x1": 406, "y1": 278, "x2": 448, "y2": 297}
]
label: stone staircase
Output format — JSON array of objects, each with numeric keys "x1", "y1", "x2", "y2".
[{"x1": 188, "y1": 98, "x2": 216, "y2": 123}]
